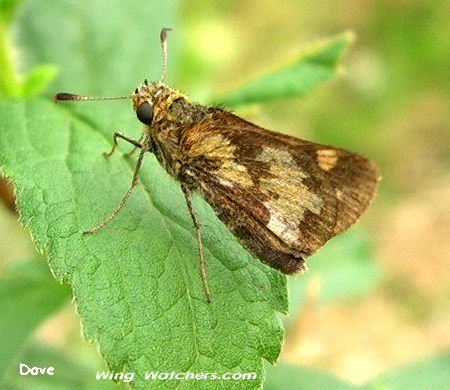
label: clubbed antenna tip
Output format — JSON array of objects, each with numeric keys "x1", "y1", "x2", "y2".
[{"x1": 160, "y1": 27, "x2": 172, "y2": 83}]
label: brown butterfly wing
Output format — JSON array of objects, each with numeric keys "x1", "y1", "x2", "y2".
[{"x1": 179, "y1": 109, "x2": 380, "y2": 274}]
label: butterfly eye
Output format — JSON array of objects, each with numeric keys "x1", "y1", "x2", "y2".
[{"x1": 136, "y1": 102, "x2": 154, "y2": 125}]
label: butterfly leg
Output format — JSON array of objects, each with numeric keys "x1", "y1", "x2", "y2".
[
  {"x1": 104, "y1": 131, "x2": 143, "y2": 158},
  {"x1": 124, "y1": 134, "x2": 145, "y2": 158},
  {"x1": 181, "y1": 183, "x2": 212, "y2": 303},
  {"x1": 84, "y1": 138, "x2": 149, "y2": 234}
]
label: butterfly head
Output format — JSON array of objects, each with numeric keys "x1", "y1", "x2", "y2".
[{"x1": 132, "y1": 79, "x2": 160, "y2": 126}]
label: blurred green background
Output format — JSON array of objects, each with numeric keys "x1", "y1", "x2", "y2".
[{"x1": 1, "y1": 0, "x2": 449, "y2": 388}]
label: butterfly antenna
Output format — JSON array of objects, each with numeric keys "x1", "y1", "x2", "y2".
[
  {"x1": 160, "y1": 27, "x2": 172, "y2": 83},
  {"x1": 55, "y1": 28, "x2": 173, "y2": 101},
  {"x1": 54, "y1": 92, "x2": 132, "y2": 103}
]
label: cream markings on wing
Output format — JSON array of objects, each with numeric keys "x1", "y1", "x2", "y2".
[
  {"x1": 206, "y1": 135, "x2": 254, "y2": 188},
  {"x1": 188, "y1": 134, "x2": 236, "y2": 159},
  {"x1": 317, "y1": 149, "x2": 338, "y2": 171},
  {"x1": 216, "y1": 159, "x2": 254, "y2": 188},
  {"x1": 217, "y1": 178, "x2": 234, "y2": 188},
  {"x1": 186, "y1": 133, "x2": 254, "y2": 188},
  {"x1": 257, "y1": 147, "x2": 323, "y2": 245}
]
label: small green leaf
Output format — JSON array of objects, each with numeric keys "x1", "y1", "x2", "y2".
[
  {"x1": 264, "y1": 362, "x2": 356, "y2": 390},
  {"x1": 0, "y1": 1, "x2": 55, "y2": 98},
  {"x1": 21, "y1": 64, "x2": 59, "y2": 97},
  {"x1": 0, "y1": 98, "x2": 287, "y2": 389},
  {"x1": 365, "y1": 352, "x2": 450, "y2": 390},
  {"x1": 0, "y1": 258, "x2": 70, "y2": 379},
  {"x1": 215, "y1": 32, "x2": 353, "y2": 107},
  {"x1": 0, "y1": 4, "x2": 20, "y2": 96}
]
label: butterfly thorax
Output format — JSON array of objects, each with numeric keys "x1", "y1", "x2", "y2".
[{"x1": 132, "y1": 82, "x2": 211, "y2": 177}]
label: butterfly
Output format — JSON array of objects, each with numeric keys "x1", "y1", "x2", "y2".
[{"x1": 56, "y1": 28, "x2": 380, "y2": 302}]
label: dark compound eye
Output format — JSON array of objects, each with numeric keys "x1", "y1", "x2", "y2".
[{"x1": 136, "y1": 102, "x2": 154, "y2": 125}]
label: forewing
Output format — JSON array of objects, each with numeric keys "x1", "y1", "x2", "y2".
[{"x1": 179, "y1": 109, "x2": 380, "y2": 274}]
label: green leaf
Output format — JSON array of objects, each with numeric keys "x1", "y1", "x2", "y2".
[
  {"x1": 264, "y1": 362, "x2": 356, "y2": 390},
  {"x1": 0, "y1": 258, "x2": 71, "y2": 379},
  {"x1": 2, "y1": 3, "x2": 288, "y2": 387},
  {"x1": 288, "y1": 229, "x2": 381, "y2": 318},
  {"x1": 1, "y1": 3, "x2": 352, "y2": 388},
  {"x1": 214, "y1": 32, "x2": 353, "y2": 107},
  {"x1": 0, "y1": 95, "x2": 286, "y2": 389},
  {"x1": 365, "y1": 352, "x2": 450, "y2": 390},
  {"x1": 0, "y1": 0, "x2": 22, "y2": 96},
  {"x1": 1, "y1": 342, "x2": 118, "y2": 390},
  {"x1": 21, "y1": 64, "x2": 59, "y2": 98}
]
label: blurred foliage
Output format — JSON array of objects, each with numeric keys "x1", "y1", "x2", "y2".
[
  {"x1": 264, "y1": 362, "x2": 356, "y2": 389},
  {"x1": 2, "y1": 342, "x2": 118, "y2": 390},
  {"x1": 213, "y1": 32, "x2": 353, "y2": 107},
  {"x1": 264, "y1": 354, "x2": 450, "y2": 390},
  {"x1": 365, "y1": 352, "x2": 450, "y2": 390},
  {"x1": 0, "y1": 0, "x2": 57, "y2": 97},
  {"x1": 0, "y1": 259, "x2": 70, "y2": 378},
  {"x1": 288, "y1": 229, "x2": 380, "y2": 319}
]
